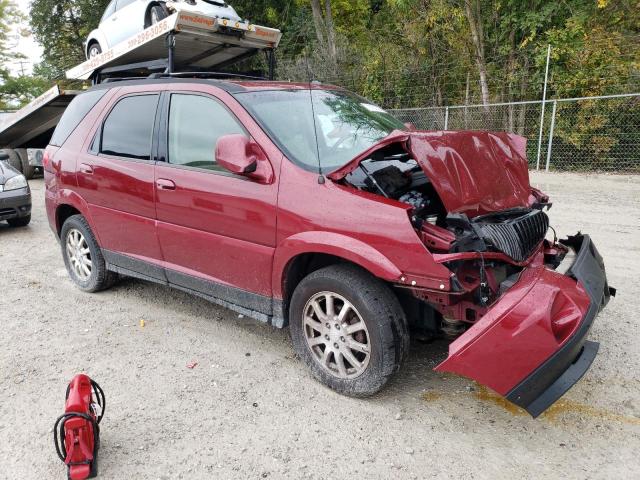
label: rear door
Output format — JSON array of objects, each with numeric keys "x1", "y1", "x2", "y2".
[
  {"x1": 75, "y1": 86, "x2": 165, "y2": 280},
  {"x1": 154, "y1": 87, "x2": 279, "y2": 313}
]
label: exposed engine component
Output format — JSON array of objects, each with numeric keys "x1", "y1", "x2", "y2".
[
  {"x1": 449, "y1": 208, "x2": 550, "y2": 262},
  {"x1": 399, "y1": 190, "x2": 428, "y2": 210},
  {"x1": 362, "y1": 164, "x2": 412, "y2": 198}
]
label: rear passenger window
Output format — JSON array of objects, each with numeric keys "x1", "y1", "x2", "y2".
[
  {"x1": 50, "y1": 89, "x2": 107, "y2": 147},
  {"x1": 100, "y1": 94, "x2": 158, "y2": 160},
  {"x1": 168, "y1": 94, "x2": 246, "y2": 171}
]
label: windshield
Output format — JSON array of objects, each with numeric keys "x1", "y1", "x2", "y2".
[{"x1": 234, "y1": 89, "x2": 405, "y2": 172}]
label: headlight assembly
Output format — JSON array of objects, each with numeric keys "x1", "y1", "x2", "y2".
[{"x1": 3, "y1": 174, "x2": 28, "y2": 192}]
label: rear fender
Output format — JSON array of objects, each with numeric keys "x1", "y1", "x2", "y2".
[{"x1": 54, "y1": 189, "x2": 100, "y2": 243}]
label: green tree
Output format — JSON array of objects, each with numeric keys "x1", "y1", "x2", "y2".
[
  {"x1": 0, "y1": 0, "x2": 49, "y2": 109},
  {"x1": 30, "y1": 0, "x2": 110, "y2": 79}
]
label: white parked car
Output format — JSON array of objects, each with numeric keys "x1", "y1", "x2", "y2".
[{"x1": 85, "y1": 0, "x2": 242, "y2": 59}]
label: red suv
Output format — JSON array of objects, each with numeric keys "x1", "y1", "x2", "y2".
[{"x1": 45, "y1": 79, "x2": 613, "y2": 416}]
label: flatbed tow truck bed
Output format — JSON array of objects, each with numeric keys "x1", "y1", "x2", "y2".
[
  {"x1": 67, "y1": 11, "x2": 282, "y2": 81},
  {"x1": 0, "y1": 10, "x2": 281, "y2": 177}
]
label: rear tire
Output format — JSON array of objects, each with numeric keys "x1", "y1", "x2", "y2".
[
  {"x1": 289, "y1": 264, "x2": 409, "y2": 397},
  {"x1": 15, "y1": 148, "x2": 35, "y2": 179},
  {"x1": 7, "y1": 215, "x2": 30, "y2": 227},
  {"x1": 60, "y1": 215, "x2": 117, "y2": 292}
]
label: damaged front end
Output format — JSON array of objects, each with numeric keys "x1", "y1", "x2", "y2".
[{"x1": 331, "y1": 130, "x2": 614, "y2": 417}]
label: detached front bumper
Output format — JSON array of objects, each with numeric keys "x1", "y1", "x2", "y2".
[{"x1": 435, "y1": 234, "x2": 614, "y2": 417}]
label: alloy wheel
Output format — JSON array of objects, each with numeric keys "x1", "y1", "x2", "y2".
[
  {"x1": 66, "y1": 228, "x2": 92, "y2": 281},
  {"x1": 302, "y1": 291, "x2": 371, "y2": 379}
]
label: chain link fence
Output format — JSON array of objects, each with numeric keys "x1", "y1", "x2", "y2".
[{"x1": 389, "y1": 93, "x2": 640, "y2": 172}]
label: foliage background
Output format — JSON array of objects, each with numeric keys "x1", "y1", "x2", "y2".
[{"x1": 1, "y1": 0, "x2": 639, "y2": 170}]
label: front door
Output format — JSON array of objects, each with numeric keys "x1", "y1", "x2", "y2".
[
  {"x1": 75, "y1": 90, "x2": 165, "y2": 280},
  {"x1": 154, "y1": 90, "x2": 279, "y2": 314}
]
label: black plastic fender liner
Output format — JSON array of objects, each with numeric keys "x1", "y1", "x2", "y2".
[{"x1": 505, "y1": 234, "x2": 614, "y2": 417}]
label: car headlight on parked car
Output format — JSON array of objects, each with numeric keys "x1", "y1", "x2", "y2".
[{"x1": 3, "y1": 174, "x2": 28, "y2": 192}]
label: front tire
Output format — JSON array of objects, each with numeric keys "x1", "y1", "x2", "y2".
[
  {"x1": 290, "y1": 264, "x2": 409, "y2": 397},
  {"x1": 87, "y1": 42, "x2": 102, "y2": 59},
  {"x1": 60, "y1": 215, "x2": 117, "y2": 292}
]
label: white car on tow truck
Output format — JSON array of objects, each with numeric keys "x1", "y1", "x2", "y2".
[{"x1": 85, "y1": 0, "x2": 242, "y2": 58}]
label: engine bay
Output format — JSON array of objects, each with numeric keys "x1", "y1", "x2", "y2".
[
  {"x1": 343, "y1": 143, "x2": 447, "y2": 227},
  {"x1": 341, "y1": 142, "x2": 556, "y2": 338}
]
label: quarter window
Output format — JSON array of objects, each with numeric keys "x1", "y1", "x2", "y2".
[
  {"x1": 100, "y1": 94, "x2": 158, "y2": 160},
  {"x1": 50, "y1": 89, "x2": 107, "y2": 147},
  {"x1": 168, "y1": 94, "x2": 246, "y2": 171}
]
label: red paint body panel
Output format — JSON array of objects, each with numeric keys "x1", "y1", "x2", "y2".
[
  {"x1": 435, "y1": 263, "x2": 591, "y2": 395},
  {"x1": 273, "y1": 162, "x2": 453, "y2": 296},
  {"x1": 153, "y1": 166, "x2": 277, "y2": 295}
]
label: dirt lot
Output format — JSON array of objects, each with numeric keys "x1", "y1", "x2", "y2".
[{"x1": 1, "y1": 172, "x2": 639, "y2": 479}]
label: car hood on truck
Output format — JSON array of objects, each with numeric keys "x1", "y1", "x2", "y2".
[{"x1": 328, "y1": 130, "x2": 532, "y2": 217}]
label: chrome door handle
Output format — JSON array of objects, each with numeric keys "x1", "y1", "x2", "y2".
[{"x1": 156, "y1": 178, "x2": 176, "y2": 190}]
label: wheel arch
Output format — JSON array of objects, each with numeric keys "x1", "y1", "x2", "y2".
[
  {"x1": 85, "y1": 29, "x2": 107, "y2": 58},
  {"x1": 54, "y1": 191, "x2": 99, "y2": 243},
  {"x1": 144, "y1": 1, "x2": 169, "y2": 28},
  {"x1": 273, "y1": 232, "x2": 403, "y2": 323}
]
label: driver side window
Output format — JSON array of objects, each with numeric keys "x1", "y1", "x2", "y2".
[{"x1": 167, "y1": 94, "x2": 246, "y2": 172}]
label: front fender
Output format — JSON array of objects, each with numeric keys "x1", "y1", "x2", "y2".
[
  {"x1": 272, "y1": 231, "x2": 403, "y2": 298},
  {"x1": 85, "y1": 29, "x2": 109, "y2": 55}
]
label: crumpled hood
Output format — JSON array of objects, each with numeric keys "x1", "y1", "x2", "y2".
[{"x1": 329, "y1": 130, "x2": 532, "y2": 217}]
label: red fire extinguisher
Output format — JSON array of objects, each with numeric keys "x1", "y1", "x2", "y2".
[{"x1": 53, "y1": 374, "x2": 105, "y2": 479}]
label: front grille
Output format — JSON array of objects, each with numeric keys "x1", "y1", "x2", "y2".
[
  {"x1": 0, "y1": 207, "x2": 17, "y2": 216},
  {"x1": 476, "y1": 210, "x2": 549, "y2": 262}
]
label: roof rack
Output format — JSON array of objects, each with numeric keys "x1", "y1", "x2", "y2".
[{"x1": 147, "y1": 71, "x2": 267, "y2": 81}]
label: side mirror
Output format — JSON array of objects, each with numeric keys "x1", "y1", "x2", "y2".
[
  {"x1": 216, "y1": 134, "x2": 272, "y2": 183},
  {"x1": 404, "y1": 122, "x2": 416, "y2": 131}
]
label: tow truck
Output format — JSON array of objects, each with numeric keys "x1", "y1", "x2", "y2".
[{"x1": 0, "y1": 10, "x2": 281, "y2": 179}]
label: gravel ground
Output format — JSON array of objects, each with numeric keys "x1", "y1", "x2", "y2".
[{"x1": 1, "y1": 172, "x2": 639, "y2": 479}]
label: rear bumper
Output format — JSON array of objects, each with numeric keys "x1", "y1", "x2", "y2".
[
  {"x1": 435, "y1": 234, "x2": 613, "y2": 417},
  {"x1": 0, "y1": 187, "x2": 31, "y2": 221},
  {"x1": 506, "y1": 235, "x2": 614, "y2": 416}
]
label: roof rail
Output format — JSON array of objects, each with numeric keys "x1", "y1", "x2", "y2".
[{"x1": 147, "y1": 71, "x2": 267, "y2": 81}]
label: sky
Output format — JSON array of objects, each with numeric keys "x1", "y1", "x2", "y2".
[{"x1": 7, "y1": 0, "x2": 44, "y2": 75}]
